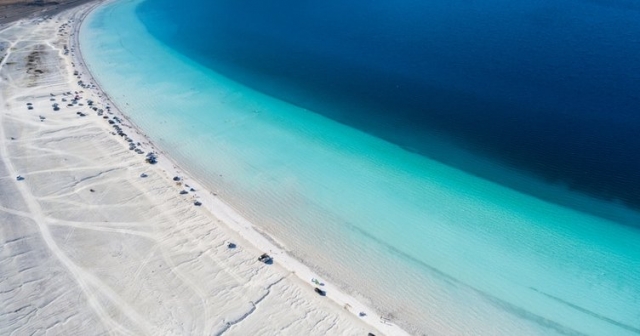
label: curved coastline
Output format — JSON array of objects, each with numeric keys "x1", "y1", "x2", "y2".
[
  {"x1": 74, "y1": 1, "x2": 410, "y2": 335},
  {"x1": 77, "y1": 0, "x2": 640, "y2": 334}
]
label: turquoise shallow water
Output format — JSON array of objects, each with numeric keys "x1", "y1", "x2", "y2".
[{"x1": 81, "y1": 0, "x2": 640, "y2": 334}]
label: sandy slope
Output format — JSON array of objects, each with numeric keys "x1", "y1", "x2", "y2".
[{"x1": 0, "y1": 5, "x2": 399, "y2": 335}]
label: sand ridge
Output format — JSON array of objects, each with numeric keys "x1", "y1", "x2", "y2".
[{"x1": 0, "y1": 2, "x2": 415, "y2": 335}]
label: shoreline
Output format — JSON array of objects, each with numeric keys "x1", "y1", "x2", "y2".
[
  {"x1": 72, "y1": 1, "x2": 412, "y2": 335},
  {"x1": 3, "y1": 0, "x2": 640, "y2": 335}
]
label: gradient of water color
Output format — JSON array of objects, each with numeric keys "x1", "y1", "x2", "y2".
[
  {"x1": 137, "y1": 0, "x2": 640, "y2": 214},
  {"x1": 80, "y1": 0, "x2": 640, "y2": 334}
]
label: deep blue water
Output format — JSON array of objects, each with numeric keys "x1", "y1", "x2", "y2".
[{"x1": 136, "y1": 0, "x2": 640, "y2": 210}]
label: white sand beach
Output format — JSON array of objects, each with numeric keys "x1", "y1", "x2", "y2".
[{"x1": 0, "y1": 3, "x2": 412, "y2": 335}]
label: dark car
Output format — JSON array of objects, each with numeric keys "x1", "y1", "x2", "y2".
[{"x1": 258, "y1": 253, "x2": 272, "y2": 264}]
